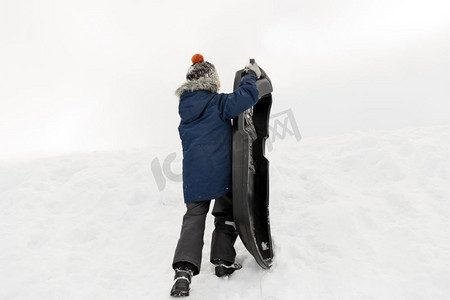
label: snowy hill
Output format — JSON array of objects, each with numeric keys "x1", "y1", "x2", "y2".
[{"x1": 1, "y1": 126, "x2": 450, "y2": 300}]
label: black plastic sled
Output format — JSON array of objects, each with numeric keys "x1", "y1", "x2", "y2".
[{"x1": 232, "y1": 60, "x2": 273, "y2": 269}]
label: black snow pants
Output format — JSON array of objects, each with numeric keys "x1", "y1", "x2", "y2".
[{"x1": 172, "y1": 193, "x2": 238, "y2": 275}]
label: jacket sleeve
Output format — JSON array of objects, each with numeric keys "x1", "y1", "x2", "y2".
[{"x1": 217, "y1": 74, "x2": 259, "y2": 120}]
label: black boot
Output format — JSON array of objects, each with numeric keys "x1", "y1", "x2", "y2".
[
  {"x1": 170, "y1": 267, "x2": 193, "y2": 297},
  {"x1": 212, "y1": 259, "x2": 242, "y2": 277}
]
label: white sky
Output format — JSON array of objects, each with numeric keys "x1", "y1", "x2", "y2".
[{"x1": 1, "y1": 0, "x2": 450, "y2": 159}]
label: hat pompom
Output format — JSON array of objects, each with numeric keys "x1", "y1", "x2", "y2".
[{"x1": 191, "y1": 54, "x2": 204, "y2": 64}]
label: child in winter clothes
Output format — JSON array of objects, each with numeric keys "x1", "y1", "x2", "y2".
[{"x1": 170, "y1": 54, "x2": 261, "y2": 297}]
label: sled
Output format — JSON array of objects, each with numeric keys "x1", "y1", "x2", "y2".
[{"x1": 232, "y1": 59, "x2": 273, "y2": 269}]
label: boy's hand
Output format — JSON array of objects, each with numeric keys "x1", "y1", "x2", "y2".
[{"x1": 244, "y1": 62, "x2": 261, "y2": 79}]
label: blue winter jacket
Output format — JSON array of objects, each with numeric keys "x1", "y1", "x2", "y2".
[{"x1": 176, "y1": 74, "x2": 259, "y2": 203}]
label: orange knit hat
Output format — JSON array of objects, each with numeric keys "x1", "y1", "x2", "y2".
[{"x1": 186, "y1": 53, "x2": 219, "y2": 82}]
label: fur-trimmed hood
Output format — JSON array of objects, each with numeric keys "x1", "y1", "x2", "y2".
[{"x1": 175, "y1": 76, "x2": 219, "y2": 98}]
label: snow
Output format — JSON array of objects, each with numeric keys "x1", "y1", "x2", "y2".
[{"x1": 1, "y1": 126, "x2": 450, "y2": 299}]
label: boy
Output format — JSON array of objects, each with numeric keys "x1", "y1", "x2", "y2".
[{"x1": 171, "y1": 54, "x2": 261, "y2": 297}]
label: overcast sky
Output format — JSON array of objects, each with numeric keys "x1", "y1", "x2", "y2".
[{"x1": 1, "y1": 0, "x2": 449, "y2": 159}]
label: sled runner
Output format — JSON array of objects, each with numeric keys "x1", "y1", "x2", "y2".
[{"x1": 232, "y1": 59, "x2": 273, "y2": 269}]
